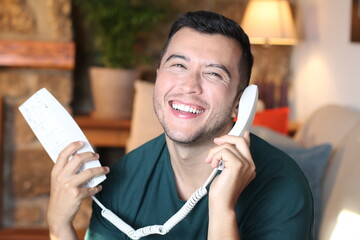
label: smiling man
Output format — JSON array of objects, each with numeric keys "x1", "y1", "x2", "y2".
[{"x1": 47, "y1": 11, "x2": 314, "y2": 240}]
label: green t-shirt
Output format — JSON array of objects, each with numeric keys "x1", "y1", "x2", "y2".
[{"x1": 86, "y1": 134, "x2": 314, "y2": 240}]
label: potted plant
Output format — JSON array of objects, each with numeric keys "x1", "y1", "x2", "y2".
[{"x1": 76, "y1": 0, "x2": 168, "y2": 119}]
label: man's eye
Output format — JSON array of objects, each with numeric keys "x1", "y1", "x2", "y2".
[
  {"x1": 172, "y1": 63, "x2": 186, "y2": 69},
  {"x1": 205, "y1": 72, "x2": 222, "y2": 80},
  {"x1": 209, "y1": 72, "x2": 221, "y2": 78}
]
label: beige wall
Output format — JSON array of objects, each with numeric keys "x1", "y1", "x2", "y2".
[{"x1": 290, "y1": 0, "x2": 360, "y2": 121}]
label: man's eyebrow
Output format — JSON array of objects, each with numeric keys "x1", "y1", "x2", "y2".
[
  {"x1": 165, "y1": 54, "x2": 189, "y2": 63},
  {"x1": 164, "y1": 55, "x2": 231, "y2": 79},
  {"x1": 206, "y1": 63, "x2": 231, "y2": 79}
]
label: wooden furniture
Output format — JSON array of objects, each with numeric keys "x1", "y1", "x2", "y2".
[
  {"x1": 0, "y1": 228, "x2": 85, "y2": 240},
  {"x1": 0, "y1": 40, "x2": 74, "y2": 69},
  {"x1": 74, "y1": 115, "x2": 131, "y2": 148}
]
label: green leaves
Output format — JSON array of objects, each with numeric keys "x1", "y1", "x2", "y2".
[{"x1": 76, "y1": 0, "x2": 167, "y2": 69}]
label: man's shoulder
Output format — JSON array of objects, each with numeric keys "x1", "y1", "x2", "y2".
[
  {"x1": 112, "y1": 133, "x2": 167, "y2": 171},
  {"x1": 250, "y1": 133, "x2": 296, "y2": 162},
  {"x1": 101, "y1": 134, "x2": 168, "y2": 195},
  {"x1": 126, "y1": 133, "x2": 167, "y2": 159},
  {"x1": 243, "y1": 134, "x2": 314, "y2": 239},
  {"x1": 249, "y1": 133, "x2": 293, "y2": 162},
  {"x1": 249, "y1": 133, "x2": 309, "y2": 187}
]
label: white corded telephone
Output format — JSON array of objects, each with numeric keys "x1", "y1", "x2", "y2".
[{"x1": 19, "y1": 85, "x2": 258, "y2": 239}]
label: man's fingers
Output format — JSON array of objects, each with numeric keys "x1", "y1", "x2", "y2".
[
  {"x1": 54, "y1": 141, "x2": 84, "y2": 171},
  {"x1": 64, "y1": 152, "x2": 100, "y2": 175},
  {"x1": 71, "y1": 166, "x2": 109, "y2": 187},
  {"x1": 62, "y1": 183, "x2": 104, "y2": 202},
  {"x1": 206, "y1": 143, "x2": 241, "y2": 168},
  {"x1": 209, "y1": 148, "x2": 240, "y2": 169},
  {"x1": 243, "y1": 131, "x2": 251, "y2": 145},
  {"x1": 87, "y1": 185, "x2": 103, "y2": 197},
  {"x1": 214, "y1": 133, "x2": 250, "y2": 147},
  {"x1": 214, "y1": 133, "x2": 252, "y2": 160},
  {"x1": 78, "y1": 185, "x2": 103, "y2": 199}
]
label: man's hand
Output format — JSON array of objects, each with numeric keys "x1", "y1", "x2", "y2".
[
  {"x1": 205, "y1": 131, "x2": 256, "y2": 239},
  {"x1": 47, "y1": 141, "x2": 109, "y2": 240}
]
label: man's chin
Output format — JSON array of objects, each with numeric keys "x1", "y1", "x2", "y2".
[
  {"x1": 164, "y1": 129, "x2": 204, "y2": 145},
  {"x1": 165, "y1": 132, "x2": 197, "y2": 145},
  {"x1": 162, "y1": 118, "x2": 231, "y2": 145}
]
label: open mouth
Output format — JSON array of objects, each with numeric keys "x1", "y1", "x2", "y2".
[{"x1": 171, "y1": 102, "x2": 205, "y2": 114}]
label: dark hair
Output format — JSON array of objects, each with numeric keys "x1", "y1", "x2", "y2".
[{"x1": 159, "y1": 10, "x2": 254, "y2": 93}]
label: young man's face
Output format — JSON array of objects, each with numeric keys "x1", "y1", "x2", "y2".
[{"x1": 154, "y1": 27, "x2": 243, "y2": 144}]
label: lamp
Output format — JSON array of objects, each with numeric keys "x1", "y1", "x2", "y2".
[
  {"x1": 241, "y1": 0, "x2": 297, "y2": 46},
  {"x1": 241, "y1": 0, "x2": 297, "y2": 108}
]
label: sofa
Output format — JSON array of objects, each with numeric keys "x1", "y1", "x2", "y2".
[
  {"x1": 127, "y1": 80, "x2": 360, "y2": 239},
  {"x1": 295, "y1": 105, "x2": 360, "y2": 240},
  {"x1": 252, "y1": 105, "x2": 360, "y2": 239}
]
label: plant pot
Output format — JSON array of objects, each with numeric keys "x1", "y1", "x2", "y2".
[{"x1": 89, "y1": 67, "x2": 139, "y2": 119}]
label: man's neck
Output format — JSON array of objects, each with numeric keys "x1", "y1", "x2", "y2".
[
  {"x1": 165, "y1": 121, "x2": 235, "y2": 200},
  {"x1": 166, "y1": 136, "x2": 216, "y2": 200}
]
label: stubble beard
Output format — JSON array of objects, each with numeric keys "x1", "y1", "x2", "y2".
[{"x1": 153, "y1": 97, "x2": 232, "y2": 145}]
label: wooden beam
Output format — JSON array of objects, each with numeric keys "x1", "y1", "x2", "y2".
[
  {"x1": 74, "y1": 116, "x2": 131, "y2": 148},
  {"x1": 0, "y1": 228, "x2": 85, "y2": 240},
  {"x1": 0, "y1": 40, "x2": 75, "y2": 70}
]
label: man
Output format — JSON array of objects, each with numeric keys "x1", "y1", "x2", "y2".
[{"x1": 47, "y1": 11, "x2": 313, "y2": 239}]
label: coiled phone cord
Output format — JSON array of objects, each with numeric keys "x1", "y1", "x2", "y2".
[{"x1": 91, "y1": 160, "x2": 224, "y2": 240}]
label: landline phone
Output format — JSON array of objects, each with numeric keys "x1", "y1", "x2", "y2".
[{"x1": 18, "y1": 85, "x2": 258, "y2": 239}]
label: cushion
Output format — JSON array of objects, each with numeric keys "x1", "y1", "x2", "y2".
[
  {"x1": 253, "y1": 107, "x2": 290, "y2": 135},
  {"x1": 280, "y1": 144, "x2": 331, "y2": 237},
  {"x1": 252, "y1": 126, "x2": 331, "y2": 237},
  {"x1": 126, "y1": 80, "x2": 163, "y2": 152},
  {"x1": 251, "y1": 126, "x2": 299, "y2": 148}
]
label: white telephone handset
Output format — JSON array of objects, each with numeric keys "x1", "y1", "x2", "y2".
[
  {"x1": 228, "y1": 84, "x2": 258, "y2": 137},
  {"x1": 18, "y1": 88, "x2": 106, "y2": 188},
  {"x1": 216, "y1": 84, "x2": 258, "y2": 170}
]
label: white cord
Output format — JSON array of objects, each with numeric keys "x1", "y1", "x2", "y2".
[{"x1": 92, "y1": 161, "x2": 224, "y2": 239}]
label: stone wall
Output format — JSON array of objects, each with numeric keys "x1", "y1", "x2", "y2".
[
  {"x1": 0, "y1": 69, "x2": 75, "y2": 228},
  {"x1": 0, "y1": 0, "x2": 82, "y2": 228}
]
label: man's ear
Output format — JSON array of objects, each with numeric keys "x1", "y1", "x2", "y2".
[{"x1": 231, "y1": 95, "x2": 241, "y2": 118}]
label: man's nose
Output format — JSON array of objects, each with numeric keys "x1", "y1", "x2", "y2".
[{"x1": 179, "y1": 71, "x2": 203, "y2": 94}]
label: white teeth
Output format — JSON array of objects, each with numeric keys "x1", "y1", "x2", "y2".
[{"x1": 172, "y1": 103, "x2": 204, "y2": 114}]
